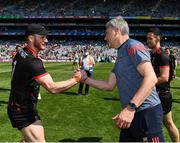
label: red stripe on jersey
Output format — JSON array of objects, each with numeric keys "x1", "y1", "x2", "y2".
[
  {"x1": 160, "y1": 65, "x2": 169, "y2": 68},
  {"x1": 152, "y1": 137, "x2": 160, "y2": 143},
  {"x1": 32, "y1": 72, "x2": 48, "y2": 79},
  {"x1": 155, "y1": 137, "x2": 157, "y2": 142},
  {"x1": 157, "y1": 137, "x2": 159, "y2": 142},
  {"x1": 152, "y1": 137, "x2": 154, "y2": 142}
]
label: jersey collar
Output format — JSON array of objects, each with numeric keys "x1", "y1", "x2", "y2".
[
  {"x1": 155, "y1": 47, "x2": 161, "y2": 54},
  {"x1": 118, "y1": 38, "x2": 129, "y2": 49},
  {"x1": 26, "y1": 46, "x2": 38, "y2": 58}
]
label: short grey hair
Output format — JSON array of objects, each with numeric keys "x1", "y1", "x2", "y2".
[{"x1": 106, "y1": 16, "x2": 129, "y2": 35}]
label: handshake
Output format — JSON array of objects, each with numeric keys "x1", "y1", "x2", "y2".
[{"x1": 73, "y1": 69, "x2": 88, "y2": 83}]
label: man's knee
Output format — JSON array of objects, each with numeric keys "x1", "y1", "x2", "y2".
[
  {"x1": 163, "y1": 112, "x2": 174, "y2": 128},
  {"x1": 24, "y1": 136, "x2": 45, "y2": 142},
  {"x1": 21, "y1": 120, "x2": 45, "y2": 142}
]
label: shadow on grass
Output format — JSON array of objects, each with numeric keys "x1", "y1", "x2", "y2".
[
  {"x1": 0, "y1": 100, "x2": 8, "y2": 106},
  {"x1": 103, "y1": 97, "x2": 120, "y2": 101},
  {"x1": 0, "y1": 87, "x2": 10, "y2": 92},
  {"x1": 62, "y1": 92, "x2": 78, "y2": 96},
  {"x1": 171, "y1": 86, "x2": 180, "y2": 90},
  {"x1": 172, "y1": 98, "x2": 180, "y2": 103},
  {"x1": 59, "y1": 137, "x2": 102, "y2": 142}
]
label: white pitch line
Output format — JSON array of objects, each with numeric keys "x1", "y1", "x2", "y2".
[{"x1": 175, "y1": 77, "x2": 180, "y2": 80}]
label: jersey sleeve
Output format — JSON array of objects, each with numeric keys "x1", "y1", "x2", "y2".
[
  {"x1": 25, "y1": 58, "x2": 48, "y2": 79},
  {"x1": 128, "y1": 44, "x2": 151, "y2": 67},
  {"x1": 159, "y1": 53, "x2": 169, "y2": 68}
]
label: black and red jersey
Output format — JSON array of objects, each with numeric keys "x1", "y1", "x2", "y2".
[
  {"x1": 8, "y1": 46, "x2": 48, "y2": 113},
  {"x1": 150, "y1": 48, "x2": 170, "y2": 92}
]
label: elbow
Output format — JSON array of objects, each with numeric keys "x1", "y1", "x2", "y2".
[
  {"x1": 106, "y1": 84, "x2": 114, "y2": 91},
  {"x1": 151, "y1": 75, "x2": 158, "y2": 87},
  {"x1": 154, "y1": 76, "x2": 158, "y2": 85},
  {"x1": 45, "y1": 83, "x2": 59, "y2": 94},
  {"x1": 48, "y1": 88, "x2": 58, "y2": 94}
]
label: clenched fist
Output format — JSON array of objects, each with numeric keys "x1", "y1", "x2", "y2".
[
  {"x1": 73, "y1": 69, "x2": 81, "y2": 83},
  {"x1": 80, "y1": 70, "x2": 88, "y2": 83}
]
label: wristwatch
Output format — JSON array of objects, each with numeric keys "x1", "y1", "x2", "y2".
[{"x1": 128, "y1": 102, "x2": 137, "y2": 110}]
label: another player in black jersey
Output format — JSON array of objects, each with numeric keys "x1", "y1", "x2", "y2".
[
  {"x1": 147, "y1": 28, "x2": 179, "y2": 142},
  {"x1": 165, "y1": 48, "x2": 177, "y2": 82},
  {"x1": 7, "y1": 24, "x2": 82, "y2": 142}
]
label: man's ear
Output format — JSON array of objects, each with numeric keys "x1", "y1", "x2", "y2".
[{"x1": 28, "y1": 35, "x2": 34, "y2": 42}]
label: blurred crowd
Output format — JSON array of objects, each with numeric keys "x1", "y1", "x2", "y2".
[
  {"x1": 39, "y1": 40, "x2": 117, "y2": 63},
  {"x1": 0, "y1": 40, "x2": 179, "y2": 63},
  {"x1": 0, "y1": 0, "x2": 179, "y2": 17},
  {"x1": 0, "y1": 40, "x2": 117, "y2": 63}
]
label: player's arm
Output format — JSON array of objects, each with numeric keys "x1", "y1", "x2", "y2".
[
  {"x1": 130, "y1": 61, "x2": 157, "y2": 108},
  {"x1": 156, "y1": 53, "x2": 170, "y2": 85},
  {"x1": 35, "y1": 71, "x2": 80, "y2": 94},
  {"x1": 156, "y1": 66, "x2": 169, "y2": 85},
  {"x1": 27, "y1": 59, "x2": 81, "y2": 94},
  {"x1": 84, "y1": 72, "x2": 116, "y2": 91}
]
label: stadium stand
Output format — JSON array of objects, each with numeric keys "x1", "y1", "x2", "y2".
[{"x1": 0, "y1": 0, "x2": 180, "y2": 17}]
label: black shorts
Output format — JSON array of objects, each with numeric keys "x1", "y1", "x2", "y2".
[
  {"x1": 119, "y1": 104, "x2": 164, "y2": 142},
  {"x1": 7, "y1": 108, "x2": 41, "y2": 130},
  {"x1": 158, "y1": 91, "x2": 172, "y2": 114}
]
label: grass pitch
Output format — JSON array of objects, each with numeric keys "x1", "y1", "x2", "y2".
[{"x1": 0, "y1": 62, "x2": 179, "y2": 142}]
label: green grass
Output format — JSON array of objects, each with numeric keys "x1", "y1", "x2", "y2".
[{"x1": 0, "y1": 62, "x2": 179, "y2": 142}]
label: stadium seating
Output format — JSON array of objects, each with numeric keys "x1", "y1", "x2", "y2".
[{"x1": 0, "y1": 0, "x2": 180, "y2": 17}]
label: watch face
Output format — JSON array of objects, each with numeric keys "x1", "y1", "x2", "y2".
[{"x1": 129, "y1": 103, "x2": 137, "y2": 109}]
